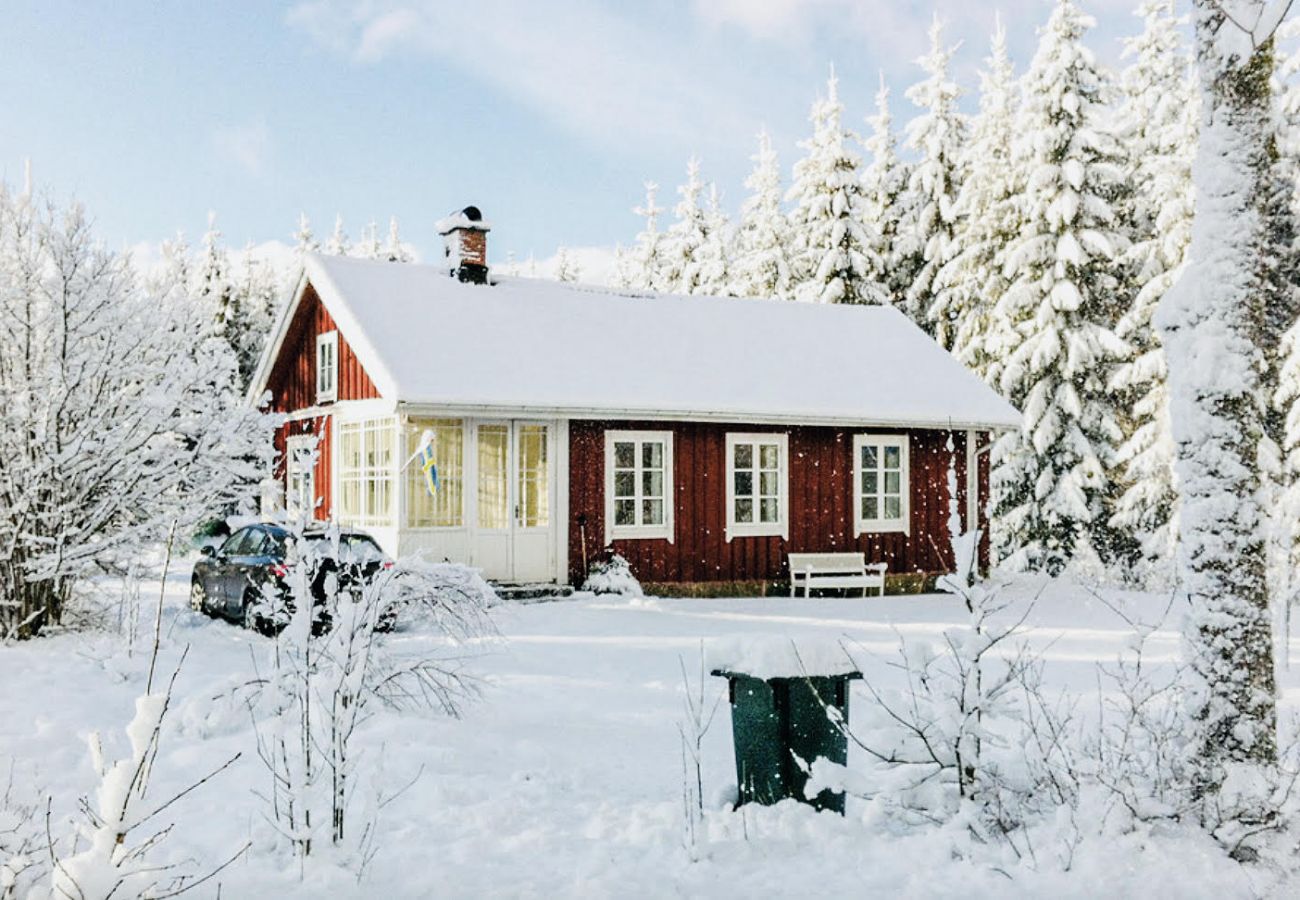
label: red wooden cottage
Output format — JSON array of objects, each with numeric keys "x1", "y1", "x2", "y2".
[{"x1": 248, "y1": 209, "x2": 1020, "y2": 588}]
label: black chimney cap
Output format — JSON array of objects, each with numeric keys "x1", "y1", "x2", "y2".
[{"x1": 462, "y1": 205, "x2": 483, "y2": 222}]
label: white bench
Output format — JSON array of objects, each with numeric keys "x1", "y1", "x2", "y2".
[{"x1": 787, "y1": 552, "x2": 887, "y2": 598}]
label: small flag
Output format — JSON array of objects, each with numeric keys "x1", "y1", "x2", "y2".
[{"x1": 420, "y1": 441, "x2": 439, "y2": 496}]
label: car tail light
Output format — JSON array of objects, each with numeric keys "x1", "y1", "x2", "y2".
[
  {"x1": 382, "y1": 561, "x2": 394, "y2": 570},
  {"x1": 271, "y1": 563, "x2": 289, "y2": 578}
]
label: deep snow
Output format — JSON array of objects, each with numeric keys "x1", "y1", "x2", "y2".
[{"x1": 1, "y1": 568, "x2": 1295, "y2": 898}]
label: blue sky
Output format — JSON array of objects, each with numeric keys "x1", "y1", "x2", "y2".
[{"x1": 0, "y1": 0, "x2": 1140, "y2": 268}]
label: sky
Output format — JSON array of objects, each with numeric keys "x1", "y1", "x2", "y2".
[{"x1": 1, "y1": 0, "x2": 1146, "y2": 273}]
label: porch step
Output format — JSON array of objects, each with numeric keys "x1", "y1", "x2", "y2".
[{"x1": 492, "y1": 583, "x2": 576, "y2": 604}]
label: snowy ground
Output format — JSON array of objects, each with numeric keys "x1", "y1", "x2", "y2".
[{"x1": 2, "y1": 567, "x2": 1296, "y2": 898}]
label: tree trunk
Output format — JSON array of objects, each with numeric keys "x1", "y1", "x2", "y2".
[{"x1": 1158, "y1": 1, "x2": 1280, "y2": 808}]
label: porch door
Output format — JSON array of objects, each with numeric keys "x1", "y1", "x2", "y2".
[{"x1": 473, "y1": 420, "x2": 554, "y2": 583}]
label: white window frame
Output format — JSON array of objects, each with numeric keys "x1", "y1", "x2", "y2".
[
  {"x1": 336, "y1": 417, "x2": 395, "y2": 528},
  {"x1": 604, "y1": 430, "x2": 674, "y2": 543},
  {"x1": 725, "y1": 432, "x2": 789, "y2": 542},
  {"x1": 403, "y1": 418, "x2": 466, "y2": 529},
  {"x1": 316, "y1": 330, "x2": 338, "y2": 403},
  {"x1": 285, "y1": 434, "x2": 318, "y2": 519},
  {"x1": 854, "y1": 433, "x2": 910, "y2": 535}
]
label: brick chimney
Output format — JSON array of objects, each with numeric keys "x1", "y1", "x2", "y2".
[{"x1": 436, "y1": 205, "x2": 491, "y2": 284}]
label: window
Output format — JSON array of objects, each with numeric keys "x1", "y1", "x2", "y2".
[
  {"x1": 285, "y1": 435, "x2": 317, "y2": 519},
  {"x1": 316, "y1": 331, "x2": 338, "y2": 403},
  {"x1": 337, "y1": 418, "x2": 394, "y2": 527},
  {"x1": 854, "y1": 434, "x2": 909, "y2": 534},
  {"x1": 605, "y1": 431, "x2": 673, "y2": 542},
  {"x1": 725, "y1": 433, "x2": 788, "y2": 540},
  {"x1": 405, "y1": 418, "x2": 465, "y2": 528}
]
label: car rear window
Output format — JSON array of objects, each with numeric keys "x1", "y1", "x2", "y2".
[{"x1": 305, "y1": 533, "x2": 385, "y2": 564}]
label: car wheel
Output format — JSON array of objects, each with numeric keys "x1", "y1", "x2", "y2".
[
  {"x1": 190, "y1": 581, "x2": 208, "y2": 615},
  {"x1": 241, "y1": 590, "x2": 262, "y2": 633}
]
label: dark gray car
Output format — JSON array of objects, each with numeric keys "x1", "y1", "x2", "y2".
[{"x1": 190, "y1": 524, "x2": 391, "y2": 631}]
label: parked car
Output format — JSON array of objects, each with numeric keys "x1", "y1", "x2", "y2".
[{"x1": 190, "y1": 523, "x2": 394, "y2": 633}]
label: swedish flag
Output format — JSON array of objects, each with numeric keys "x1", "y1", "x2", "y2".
[{"x1": 419, "y1": 441, "x2": 439, "y2": 496}]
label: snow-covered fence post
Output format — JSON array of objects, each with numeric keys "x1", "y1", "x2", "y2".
[{"x1": 1153, "y1": 0, "x2": 1291, "y2": 837}]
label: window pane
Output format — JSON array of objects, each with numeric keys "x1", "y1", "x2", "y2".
[
  {"x1": 884, "y1": 496, "x2": 902, "y2": 519},
  {"x1": 642, "y1": 441, "x2": 664, "y2": 468},
  {"x1": 614, "y1": 442, "x2": 635, "y2": 468},
  {"x1": 406, "y1": 418, "x2": 464, "y2": 528},
  {"x1": 884, "y1": 472, "x2": 900, "y2": 494},
  {"x1": 734, "y1": 471, "x2": 753, "y2": 497},
  {"x1": 735, "y1": 498, "x2": 753, "y2": 523},
  {"x1": 478, "y1": 425, "x2": 509, "y2": 529},
  {"x1": 863, "y1": 497, "x2": 879, "y2": 520},
  {"x1": 759, "y1": 444, "x2": 779, "y2": 469},
  {"x1": 642, "y1": 499, "x2": 664, "y2": 526},
  {"x1": 884, "y1": 445, "x2": 901, "y2": 469},
  {"x1": 614, "y1": 470, "x2": 635, "y2": 498},
  {"x1": 734, "y1": 443, "x2": 752, "y2": 468},
  {"x1": 759, "y1": 471, "x2": 779, "y2": 497},
  {"x1": 615, "y1": 499, "x2": 636, "y2": 526},
  {"x1": 642, "y1": 470, "x2": 664, "y2": 499},
  {"x1": 760, "y1": 498, "x2": 778, "y2": 523},
  {"x1": 862, "y1": 445, "x2": 878, "y2": 468},
  {"x1": 863, "y1": 471, "x2": 878, "y2": 494}
]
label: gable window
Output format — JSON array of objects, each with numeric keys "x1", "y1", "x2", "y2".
[
  {"x1": 405, "y1": 418, "x2": 465, "y2": 528},
  {"x1": 337, "y1": 418, "x2": 394, "y2": 527},
  {"x1": 725, "y1": 433, "x2": 788, "y2": 540},
  {"x1": 605, "y1": 431, "x2": 673, "y2": 542},
  {"x1": 316, "y1": 331, "x2": 338, "y2": 403},
  {"x1": 854, "y1": 434, "x2": 909, "y2": 534}
]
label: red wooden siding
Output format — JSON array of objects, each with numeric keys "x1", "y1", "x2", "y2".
[
  {"x1": 568, "y1": 421, "x2": 987, "y2": 585},
  {"x1": 265, "y1": 282, "x2": 381, "y2": 521}
]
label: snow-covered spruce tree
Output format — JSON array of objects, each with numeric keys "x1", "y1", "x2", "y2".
[
  {"x1": 0, "y1": 183, "x2": 271, "y2": 638},
  {"x1": 659, "y1": 158, "x2": 711, "y2": 295},
  {"x1": 609, "y1": 243, "x2": 635, "y2": 289},
  {"x1": 934, "y1": 18, "x2": 1020, "y2": 385},
  {"x1": 355, "y1": 220, "x2": 383, "y2": 260},
  {"x1": 990, "y1": 0, "x2": 1130, "y2": 574},
  {"x1": 292, "y1": 212, "x2": 318, "y2": 260},
  {"x1": 1109, "y1": 0, "x2": 1195, "y2": 578},
  {"x1": 554, "y1": 246, "x2": 580, "y2": 282},
  {"x1": 325, "y1": 213, "x2": 349, "y2": 256},
  {"x1": 228, "y1": 252, "x2": 281, "y2": 389},
  {"x1": 730, "y1": 130, "x2": 793, "y2": 299},
  {"x1": 1154, "y1": 0, "x2": 1290, "y2": 837},
  {"x1": 630, "y1": 182, "x2": 664, "y2": 290},
  {"x1": 194, "y1": 214, "x2": 237, "y2": 344},
  {"x1": 900, "y1": 16, "x2": 968, "y2": 345},
  {"x1": 384, "y1": 216, "x2": 413, "y2": 263},
  {"x1": 860, "y1": 73, "x2": 910, "y2": 310},
  {"x1": 696, "y1": 183, "x2": 731, "y2": 296},
  {"x1": 787, "y1": 70, "x2": 887, "y2": 305}
]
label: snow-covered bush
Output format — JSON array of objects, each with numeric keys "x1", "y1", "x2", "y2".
[
  {"x1": 583, "y1": 554, "x2": 643, "y2": 598},
  {"x1": 248, "y1": 531, "x2": 494, "y2": 876},
  {"x1": 0, "y1": 764, "x2": 43, "y2": 899},
  {"x1": 0, "y1": 180, "x2": 273, "y2": 639}
]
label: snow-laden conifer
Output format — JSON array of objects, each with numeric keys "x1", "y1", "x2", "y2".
[
  {"x1": 731, "y1": 130, "x2": 793, "y2": 299},
  {"x1": 900, "y1": 16, "x2": 968, "y2": 344},
  {"x1": 696, "y1": 183, "x2": 731, "y2": 296},
  {"x1": 554, "y1": 246, "x2": 580, "y2": 282},
  {"x1": 384, "y1": 216, "x2": 414, "y2": 262},
  {"x1": 934, "y1": 19, "x2": 1020, "y2": 384},
  {"x1": 1155, "y1": 0, "x2": 1287, "y2": 827},
  {"x1": 1109, "y1": 0, "x2": 1194, "y2": 576},
  {"x1": 787, "y1": 69, "x2": 886, "y2": 305},
  {"x1": 860, "y1": 74, "x2": 909, "y2": 308},
  {"x1": 630, "y1": 182, "x2": 664, "y2": 291},
  {"x1": 660, "y1": 158, "x2": 711, "y2": 295},
  {"x1": 325, "y1": 213, "x2": 349, "y2": 256},
  {"x1": 991, "y1": 0, "x2": 1130, "y2": 573},
  {"x1": 356, "y1": 220, "x2": 383, "y2": 260}
]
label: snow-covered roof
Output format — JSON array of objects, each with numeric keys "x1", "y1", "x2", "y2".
[{"x1": 256, "y1": 253, "x2": 1020, "y2": 430}]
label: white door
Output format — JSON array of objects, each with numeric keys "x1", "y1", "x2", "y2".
[{"x1": 471, "y1": 420, "x2": 554, "y2": 583}]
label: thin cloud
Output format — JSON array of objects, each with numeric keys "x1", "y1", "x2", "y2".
[{"x1": 212, "y1": 120, "x2": 272, "y2": 176}]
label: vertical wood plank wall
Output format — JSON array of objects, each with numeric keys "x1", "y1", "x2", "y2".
[
  {"x1": 265, "y1": 283, "x2": 381, "y2": 520},
  {"x1": 567, "y1": 420, "x2": 987, "y2": 585}
]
